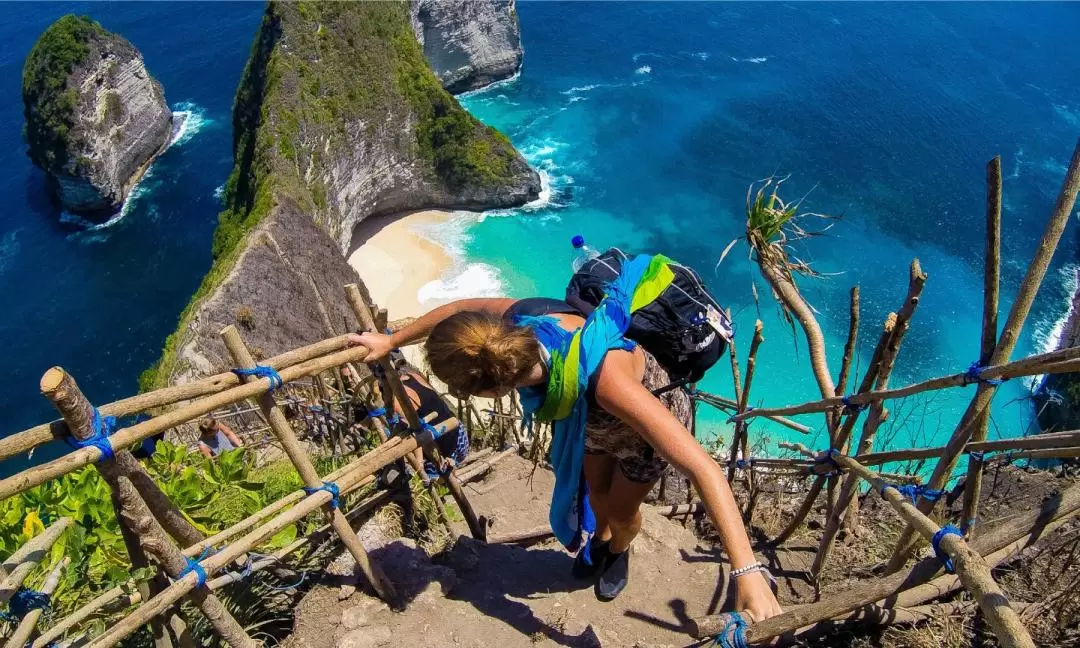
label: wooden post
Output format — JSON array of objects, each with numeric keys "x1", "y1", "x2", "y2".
[
  {"x1": 3, "y1": 557, "x2": 69, "y2": 648},
  {"x1": 836, "y1": 287, "x2": 860, "y2": 398},
  {"x1": 887, "y1": 139, "x2": 1080, "y2": 573},
  {"x1": 1, "y1": 334, "x2": 357, "y2": 463},
  {"x1": 726, "y1": 318, "x2": 744, "y2": 483},
  {"x1": 693, "y1": 480, "x2": 1080, "y2": 644},
  {"x1": 220, "y1": 325, "x2": 396, "y2": 602},
  {"x1": 114, "y1": 476, "x2": 257, "y2": 648},
  {"x1": 344, "y1": 284, "x2": 486, "y2": 541},
  {"x1": 812, "y1": 261, "x2": 926, "y2": 579},
  {"x1": 3, "y1": 343, "x2": 373, "y2": 500},
  {"x1": 86, "y1": 432, "x2": 423, "y2": 648},
  {"x1": 0, "y1": 518, "x2": 71, "y2": 606},
  {"x1": 961, "y1": 156, "x2": 1004, "y2": 535},
  {"x1": 812, "y1": 448, "x2": 1035, "y2": 648}
]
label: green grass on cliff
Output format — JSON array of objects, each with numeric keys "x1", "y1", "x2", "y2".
[
  {"x1": 22, "y1": 15, "x2": 106, "y2": 171},
  {"x1": 141, "y1": 0, "x2": 524, "y2": 390}
]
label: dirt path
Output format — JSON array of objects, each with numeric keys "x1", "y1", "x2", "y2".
[{"x1": 283, "y1": 455, "x2": 815, "y2": 648}]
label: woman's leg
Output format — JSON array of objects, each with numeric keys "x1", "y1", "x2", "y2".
[
  {"x1": 604, "y1": 470, "x2": 656, "y2": 553},
  {"x1": 583, "y1": 453, "x2": 617, "y2": 543}
]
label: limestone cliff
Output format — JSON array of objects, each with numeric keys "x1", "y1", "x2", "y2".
[
  {"x1": 22, "y1": 15, "x2": 172, "y2": 217},
  {"x1": 1034, "y1": 268, "x2": 1080, "y2": 432},
  {"x1": 143, "y1": 1, "x2": 539, "y2": 388},
  {"x1": 411, "y1": 0, "x2": 524, "y2": 94}
]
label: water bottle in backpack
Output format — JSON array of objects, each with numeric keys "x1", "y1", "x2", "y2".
[{"x1": 570, "y1": 234, "x2": 600, "y2": 272}]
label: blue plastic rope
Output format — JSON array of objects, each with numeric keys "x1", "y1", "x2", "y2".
[
  {"x1": 815, "y1": 448, "x2": 843, "y2": 477},
  {"x1": 419, "y1": 421, "x2": 446, "y2": 440},
  {"x1": 736, "y1": 459, "x2": 752, "y2": 470},
  {"x1": 302, "y1": 481, "x2": 341, "y2": 509},
  {"x1": 932, "y1": 524, "x2": 963, "y2": 573},
  {"x1": 963, "y1": 362, "x2": 1004, "y2": 387},
  {"x1": 65, "y1": 407, "x2": 117, "y2": 462},
  {"x1": 712, "y1": 612, "x2": 749, "y2": 648},
  {"x1": 232, "y1": 365, "x2": 284, "y2": 392},
  {"x1": 178, "y1": 557, "x2": 208, "y2": 587},
  {"x1": 881, "y1": 483, "x2": 945, "y2": 505},
  {"x1": 726, "y1": 406, "x2": 753, "y2": 425},
  {"x1": 364, "y1": 407, "x2": 388, "y2": 419},
  {"x1": 969, "y1": 451, "x2": 986, "y2": 464},
  {"x1": 267, "y1": 570, "x2": 307, "y2": 591},
  {"x1": 2, "y1": 588, "x2": 50, "y2": 621},
  {"x1": 841, "y1": 395, "x2": 868, "y2": 413}
]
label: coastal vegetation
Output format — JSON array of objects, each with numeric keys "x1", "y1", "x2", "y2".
[
  {"x1": 140, "y1": 0, "x2": 526, "y2": 391},
  {"x1": 21, "y1": 15, "x2": 104, "y2": 171}
]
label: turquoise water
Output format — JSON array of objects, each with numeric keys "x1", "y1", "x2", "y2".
[{"x1": 445, "y1": 2, "x2": 1080, "y2": 454}]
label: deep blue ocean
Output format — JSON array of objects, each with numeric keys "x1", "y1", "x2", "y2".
[{"x1": 2, "y1": 3, "x2": 1079, "y2": 476}]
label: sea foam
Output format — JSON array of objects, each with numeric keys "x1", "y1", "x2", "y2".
[
  {"x1": 169, "y1": 101, "x2": 211, "y2": 147},
  {"x1": 1029, "y1": 263, "x2": 1080, "y2": 389},
  {"x1": 418, "y1": 262, "x2": 505, "y2": 305}
]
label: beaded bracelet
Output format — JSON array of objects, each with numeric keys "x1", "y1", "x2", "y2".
[{"x1": 730, "y1": 561, "x2": 769, "y2": 579}]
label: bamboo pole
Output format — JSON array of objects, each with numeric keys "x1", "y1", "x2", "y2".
[
  {"x1": 86, "y1": 429, "x2": 423, "y2": 648},
  {"x1": 836, "y1": 287, "x2": 860, "y2": 402},
  {"x1": 1, "y1": 518, "x2": 72, "y2": 578},
  {"x1": 3, "y1": 557, "x2": 69, "y2": 648},
  {"x1": 34, "y1": 483, "x2": 394, "y2": 648},
  {"x1": 114, "y1": 476, "x2": 256, "y2": 647},
  {"x1": 221, "y1": 325, "x2": 395, "y2": 602},
  {"x1": 695, "y1": 479, "x2": 1080, "y2": 642},
  {"x1": 728, "y1": 321, "x2": 763, "y2": 485},
  {"x1": 732, "y1": 345, "x2": 1080, "y2": 423},
  {"x1": 853, "y1": 428, "x2": 1080, "y2": 466},
  {"x1": 822, "y1": 451, "x2": 1034, "y2": 648},
  {"x1": 455, "y1": 447, "x2": 517, "y2": 484},
  {"x1": 0, "y1": 343, "x2": 373, "y2": 500},
  {"x1": 769, "y1": 304, "x2": 899, "y2": 545},
  {"x1": 0, "y1": 335, "x2": 354, "y2": 463},
  {"x1": 812, "y1": 261, "x2": 926, "y2": 579},
  {"x1": 960, "y1": 156, "x2": 1004, "y2": 535},
  {"x1": 887, "y1": 141, "x2": 1080, "y2": 571},
  {"x1": 693, "y1": 391, "x2": 811, "y2": 435},
  {"x1": 0, "y1": 518, "x2": 71, "y2": 606},
  {"x1": 344, "y1": 283, "x2": 486, "y2": 541}
]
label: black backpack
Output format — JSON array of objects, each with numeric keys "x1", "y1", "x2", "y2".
[{"x1": 565, "y1": 248, "x2": 733, "y2": 387}]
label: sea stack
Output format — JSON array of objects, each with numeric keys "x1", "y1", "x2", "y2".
[
  {"x1": 22, "y1": 15, "x2": 172, "y2": 217},
  {"x1": 411, "y1": 0, "x2": 524, "y2": 94}
]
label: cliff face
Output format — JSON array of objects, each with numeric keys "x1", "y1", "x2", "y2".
[
  {"x1": 1034, "y1": 268, "x2": 1080, "y2": 432},
  {"x1": 411, "y1": 0, "x2": 523, "y2": 94},
  {"x1": 23, "y1": 15, "x2": 172, "y2": 216},
  {"x1": 144, "y1": 1, "x2": 538, "y2": 388}
]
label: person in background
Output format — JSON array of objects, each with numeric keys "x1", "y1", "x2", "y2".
[
  {"x1": 197, "y1": 417, "x2": 244, "y2": 458},
  {"x1": 380, "y1": 351, "x2": 468, "y2": 481}
]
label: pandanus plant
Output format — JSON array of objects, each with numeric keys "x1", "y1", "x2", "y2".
[{"x1": 722, "y1": 176, "x2": 838, "y2": 404}]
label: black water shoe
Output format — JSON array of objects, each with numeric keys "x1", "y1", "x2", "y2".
[
  {"x1": 595, "y1": 548, "x2": 630, "y2": 602},
  {"x1": 571, "y1": 539, "x2": 610, "y2": 580}
]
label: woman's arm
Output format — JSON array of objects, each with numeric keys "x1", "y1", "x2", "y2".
[
  {"x1": 219, "y1": 423, "x2": 243, "y2": 448},
  {"x1": 594, "y1": 351, "x2": 783, "y2": 622},
  {"x1": 349, "y1": 298, "x2": 516, "y2": 361}
]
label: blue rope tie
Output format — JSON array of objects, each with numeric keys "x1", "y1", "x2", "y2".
[
  {"x1": 932, "y1": 524, "x2": 963, "y2": 573},
  {"x1": 736, "y1": 459, "x2": 752, "y2": 470},
  {"x1": 841, "y1": 395, "x2": 868, "y2": 413},
  {"x1": 726, "y1": 406, "x2": 753, "y2": 425},
  {"x1": 302, "y1": 481, "x2": 341, "y2": 509},
  {"x1": 963, "y1": 362, "x2": 1004, "y2": 387},
  {"x1": 178, "y1": 557, "x2": 208, "y2": 587},
  {"x1": 712, "y1": 611, "x2": 749, "y2": 648},
  {"x1": 267, "y1": 570, "x2": 307, "y2": 591},
  {"x1": 1, "y1": 588, "x2": 51, "y2": 621},
  {"x1": 881, "y1": 483, "x2": 945, "y2": 505},
  {"x1": 65, "y1": 407, "x2": 117, "y2": 462},
  {"x1": 814, "y1": 448, "x2": 843, "y2": 477},
  {"x1": 232, "y1": 365, "x2": 284, "y2": 392},
  {"x1": 419, "y1": 421, "x2": 446, "y2": 440},
  {"x1": 364, "y1": 406, "x2": 388, "y2": 419},
  {"x1": 969, "y1": 450, "x2": 986, "y2": 464}
]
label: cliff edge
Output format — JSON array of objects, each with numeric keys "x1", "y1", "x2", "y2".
[
  {"x1": 142, "y1": 1, "x2": 538, "y2": 389},
  {"x1": 22, "y1": 15, "x2": 173, "y2": 217},
  {"x1": 1035, "y1": 268, "x2": 1080, "y2": 432},
  {"x1": 411, "y1": 0, "x2": 524, "y2": 94}
]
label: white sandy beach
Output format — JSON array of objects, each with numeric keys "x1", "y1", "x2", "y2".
[{"x1": 347, "y1": 210, "x2": 455, "y2": 321}]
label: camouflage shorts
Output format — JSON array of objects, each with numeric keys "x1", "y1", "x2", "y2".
[{"x1": 584, "y1": 350, "x2": 693, "y2": 483}]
